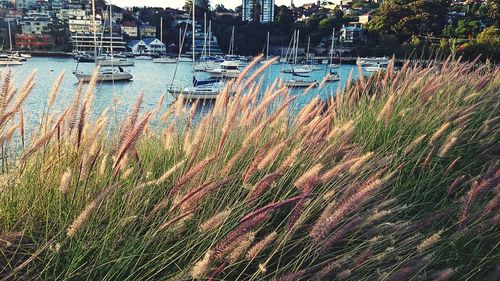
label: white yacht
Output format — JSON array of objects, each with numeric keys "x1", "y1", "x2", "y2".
[
  {"x1": 356, "y1": 57, "x2": 389, "y2": 66},
  {"x1": 98, "y1": 55, "x2": 134, "y2": 66},
  {"x1": 168, "y1": 80, "x2": 223, "y2": 100},
  {"x1": 0, "y1": 54, "x2": 22, "y2": 66},
  {"x1": 325, "y1": 70, "x2": 340, "y2": 82},
  {"x1": 72, "y1": 0, "x2": 133, "y2": 83},
  {"x1": 193, "y1": 61, "x2": 217, "y2": 71},
  {"x1": 73, "y1": 67, "x2": 133, "y2": 82},
  {"x1": 364, "y1": 63, "x2": 389, "y2": 73},
  {"x1": 207, "y1": 61, "x2": 241, "y2": 79},
  {"x1": 281, "y1": 66, "x2": 312, "y2": 74}
]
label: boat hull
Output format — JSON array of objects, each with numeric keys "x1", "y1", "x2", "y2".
[
  {"x1": 74, "y1": 72, "x2": 133, "y2": 82},
  {"x1": 207, "y1": 70, "x2": 240, "y2": 79},
  {"x1": 284, "y1": 80, "x2": 318, "y2": 88},
  {"x1": 98, "y1": 60, "x2": 134, "y2": 66},
  {"x1": 153, "y1": 58, "x2": 177, "y2": 64},
  {"x1": 0, "y1": 60, "x2": 22, "y2": 66}
]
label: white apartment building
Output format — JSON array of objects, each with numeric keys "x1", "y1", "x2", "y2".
[{"x1": 242, "y1": 0, "x2": 274, "y2": 23}]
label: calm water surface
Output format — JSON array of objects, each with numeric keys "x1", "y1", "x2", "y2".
[{"x1": 5, "y1": 57, "x2": 361, "y2": 132}]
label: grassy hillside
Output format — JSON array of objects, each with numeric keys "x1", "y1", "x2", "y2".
[{"x1": 0, "y1": 58, "x2": 499, "y2": 280}]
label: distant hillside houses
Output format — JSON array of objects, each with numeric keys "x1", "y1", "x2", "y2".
[{"x1": 127, "y1": 38, "x2": 165, "y2": 55}]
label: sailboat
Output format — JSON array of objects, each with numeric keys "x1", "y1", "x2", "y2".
[
  {"x1": 281, "y1": 31, "x2": 311, "y2": 74},
  {"x1": 73, "y1": 0, "x2": 133, "y2": 82},
  {"x1": 168, "y1": 1, "x2": 222, "y2": 100},
  {"x1": 260, "y1": 31, "x2": 279, "y2": 65},
  {"x1": 1, "y1": 20, "x2": 22, "y2": 66},
  {"x1": 325, "y1": 29, "x2": 340, "y2": 82},
  {"x1": 193, "y1": 14, "x2": 218, "y2": 71},
  {"x1": 153, "y1": 17, "x2": 177, "y2": 63},
  {"x1": 284, "y1": 30, "x2": 318, "y2": 88},
  {"x1": 302, "y1": 37, "x2": 321, "y2": 71},
  {"x1": 97, "y1": 8, "x2": 134, "y2": 67}
]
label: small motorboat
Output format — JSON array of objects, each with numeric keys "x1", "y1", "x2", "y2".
[
  {"x1": 325, "y1": 71, "x2": 340, "y2": 82},
  {"x1": 0, "y1": 54, "x2": 22, "y2": 66}
]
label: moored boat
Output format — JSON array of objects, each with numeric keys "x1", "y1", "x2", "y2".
[
  {"x1": 284, "y1": 79, "x2": 318, "y2": 88},
  {"x1": 207, "y1": 61, "x2": 241, "y2": 79},
  {"x1": 0, "y1": 54, "x2": 22, "y2": 66},
  {"x1": 73, "y1": 67, "x2": 133, "y2": 82}
]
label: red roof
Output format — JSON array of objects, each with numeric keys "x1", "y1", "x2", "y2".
[{"x1": 121, "y1": 21, "x2": 137, "y2": 27}]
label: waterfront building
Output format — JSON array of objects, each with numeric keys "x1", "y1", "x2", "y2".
[
  {"x1": 121, "y1": 21, "x2": 138, "y2": 38},
  {"x1": 127, "y1": 38, "x2": 166, "y2": 55},
  {"x1": 51, "y1": 0, "x2": 68, "y2": 10},
  {"x1": 139, "y1": 24, "x2": 156, "y2": 38},
  {"x1": 68, "y1": 9, "x2": 102, "y2": 33},
  {"x1": 21, "y1": 10, "x2": 53, "y2": 35},
  {"x1": 242, "y1": 0, "x2": 275, "y2": 23},
  {"x1": 0, "y1": 0, "x2": 15, "y2": 9},
  {"x1": 340, "y1": 24, "x2": 363, "y2": 46},
  {"x1": 15, "y1": 0, "x2": 37, "y2": 10},
  {"x1": 15, "y1": 33, "x2": 55, "y2": 49},
  {"x1": 358, "y1": 12, "x2": 374, "y2": 25},
  {"x1": 72, "y1": 32, "x2": 127, "y2": 53}
]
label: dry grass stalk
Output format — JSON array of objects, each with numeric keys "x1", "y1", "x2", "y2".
[
  {"x1": 310, "y1": 178, "x2": 383, "y2": 242},
  {"x1": 191, "y1": 250, "x2": 213, "y2": 279},
  {"x1": 404, "y1": 134, "x2": 426, "y2": 154},
  {"x1": 199, "y1": 210, "x2": 231, "y2": 232},
  {"x1": 47, "y1": 71, "x2": 65, "y2": 107},
  {"x1": 59, "y1": 168, "x2": 72, "y2": 194},
  {"x1": 67, "y1": 183, "x2": 119, "y2": 237},
  {"x1": 294, "y1": 163, "x2": 323, "y2": 190},
  {"x1": 98, "y1": 154, "x2": 108, "y2": 175},
  {"x1": 429, "y1": 122, "x2": 450, "y2": 144},
  {"x1": 0, "y1": 123, "x2": 18, "y2": 145},
  {"x1": 348, "y1": 152, "x2": 374, "y2": 173},
  {"x1": 277, "y1": 147, "x2": 300, "y2": 172},
  {"x1": 169, "y1": 155, "x2": 214, "y2": 196},
  {"x1": 417, "y1": 231, "x2": 442, "y2": 252},
  {"x1": 438, "y1": 136, "x2": 458, "y2": 157},
  {"x1": 227, "y1": 231, "x2": 255, "y2": 263},
  {"x1": 154, "y1": 159, "x2": 186, "y2": 186},
  {"x1": 320, "y1": 156, "x2": 359, "y2": 183},
  {"x1": 113, "y1": 111, "x2": 152, "y2": 177},
  {"x1": 246, "y1": 172, "x2": 283, "y2": 204},
  {"x1": 246, "y1": 231, "x2": 277, "y2": 260}
]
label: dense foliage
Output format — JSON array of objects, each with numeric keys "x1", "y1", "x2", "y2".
[{"x1": 0, "y1": 58, "x2": 499, "y2": 280}]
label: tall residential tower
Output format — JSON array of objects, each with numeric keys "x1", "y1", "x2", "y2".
[{"x1": 242, "y1": 0, "x2": 275, "y2": 23}]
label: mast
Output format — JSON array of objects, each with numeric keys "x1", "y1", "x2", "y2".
[
  {"x1": 294, "y1": 30, "x2": 300, "y2": 65},
  {"x1": 231, "y1": 26, "x2": 235, "y2": 55},
  {"x1": 7, "y1": 19, "x2": 12, "y2": 52},
  {"x1": 92, "y1": 0, "x2": 97, "y2": 67},
  {"x1": 306, "y1": 36, "x2": 310, "y2": 61},
  {"x1": 178, "y1": 27, "x2": 182, "y2": 59},
  {"x1": 109, "y1": 3, "x2": 113, "y2": 58},
  {"x1": 203, "y1": 12, "x2": 207, "y2": 58},
  {"x1": 208, "y1": 20, "x2": 212, "y2": 57},
  {"x1": 192, "y1": 1, "x2": 195, "y2": 64},
  {"x1": 266, "y1": 31, "x2": 270, "y2": 60},
  {"x1": 329, "y1": 29, "x2": 334, "y2": 66},
  {"x1": 160, "y1": 17, "x2": 163, "y2": 43}
]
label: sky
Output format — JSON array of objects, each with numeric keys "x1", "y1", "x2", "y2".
[{"x1": 112, "y1": 0, "x2": 313, "y2": 10}]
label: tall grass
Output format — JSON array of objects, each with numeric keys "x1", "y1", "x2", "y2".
[{"x1": 0, "y1": 58, "x2": 499, "y2": 280}]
